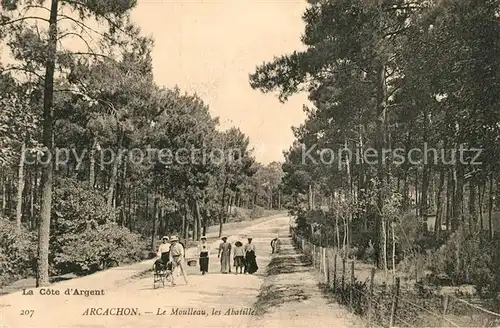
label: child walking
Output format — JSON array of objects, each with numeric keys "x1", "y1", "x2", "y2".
[{"x1": 233, "y1": 241, "x2": 245, "y2": 274}]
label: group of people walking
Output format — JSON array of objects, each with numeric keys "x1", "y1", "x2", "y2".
[
  {"x1": 216, "y1": 236, "x2": 258, "y2": 274},
  {"x1": 155, "y1": 234, "x2": 262, "y2": 286}
]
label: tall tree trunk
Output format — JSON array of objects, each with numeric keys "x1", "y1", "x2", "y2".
[
  {"x1": 456, "y1": 167, "x2": 465, "y2": 224},
  {"x1": 415, "y1": 170, "x2": 419, "y2": 216},
  {"x1": 145, "y1": 192, "x2": 149, "y2": 233},
  {"x1": 391, "y1": 221, "x2": 396, "y2": 282},
  {"x1": 469, "y1": 180, "x2": 477, "y2": 232},
  {"x1": 194, "y1": 197, "x2": 202, "y2": 241},
  {"x1": 133, "y1": 190, "x2": 138, "y2": 230},
  {"x1": 478, "y1": 181, "x2": 484, "y2": 231},
  {"x1": 193, "y1": 204, "x2": 198, "y2": 242},
  {"x1": 6, "y1": 175, "x2": 12, "y2": 217},
  {"x1": 312, "y1": 184, "x2": 316, "y2": 209},
  {"x1": 219, "y1": 177, "x2": 228, "y2": 237},
  {"x1": 202, "y1": 212, "x2": 207, "y2": 236},
  {"x1": 89, "y1": 137, "x2": 97, "y2": 188},
  {"x1": 445, "y1": 169, "x2": 452, "y2": 230},
  {"x1": 16, "y1": 141, "x2": 26, "y2": 230},
  {"x1": 375, "y1": 59, "x2": 388, "y2": 270},
  {"x1": 402, "y1": 168, "x2": 409, "y2": 212},
  {"x1": 106, "y1": 132, "x2": 123, "y2": 209},
  {"x1": 342, "y1": 215, "x2": 348, "y2": 258},
  {"x1": 1, "y1": 176, "x2": 6, "y2": 217},
  {"x1": 30, "y1": 171, "x2": 35, "y2": 229},
  {"x1": 119, "y1": 160, "x2": 127, "y2": 226},
  {"x1": 335, "y1": 214, "x2": 340, "y2": 249},
  {"x1": 36, "y1": 0, "x2": 58, "y2": 287},
  {"x1": 150, "y1": 196, "x2": 157, "y2": 252},
  {"x1": 451, "y1": 167, "x2": 458, "y2": 230},
  {"x1": 162, "y1": 208, "x2": 168, "y2": 237},
  {"x1": 345, "y1": 138, "x2": 353, "y2": 247},
  {"x1": 382, "y1": 217, "x2": 388, "y2": 283},
  {"x1": 127, "y1": 184, "x2": 132, "y2": 230},
  {"x1": 308, "y1": 184, "x2": 313, "y2": 210},
  {"x1": 278, "y1": 188, "x2": 281, "y2": 210},
  {"x1": 488, "y1": 175, "x2": 494, "y2": 240},
  {"x1": 184, "y1": 199, "x2": 189, "y2": 240},
  {"x1": 421, "y1": 165, "x2": 430, "y2": 221},
  {"x1": 434, "y1": 168, "x2": 445, "y2": 234},
  {"x1": 451, "y1": 165, "x2": 460, "y2": 230},
  {"x1": 227, "y1": 193, "x2": 232, "y2": 215},
  {"x1": 158, "y1": 208, "x2": 163, "y2": 238},
  {"x1": 269, "y1": 189, "x2": 273, "y2": 210}
]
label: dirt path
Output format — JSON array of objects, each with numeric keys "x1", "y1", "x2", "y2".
[
  {"x1": 250, "y1": 236, "x2": 363, "y2": 328},
  {"x1": 0, "y1": 215, "x2": 362, "y2": 328},
  {"x1": 0, "y1": 215, "x2": 283, "y2": 328},
  {"x1": 0, "y1": 213, "x2": 286, "y2": 296}
]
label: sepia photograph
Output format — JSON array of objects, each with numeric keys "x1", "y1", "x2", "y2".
[{"x1": 1, "y1": 0, "x2": 500, "y2": 327}]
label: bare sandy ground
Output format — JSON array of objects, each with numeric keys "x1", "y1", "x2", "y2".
[
  {"x1": 250, "y1": 237, "x2": 364, "y2": 328},
  {"x1": 0, "y1": 215, "x2": 361, "y2": 328}
]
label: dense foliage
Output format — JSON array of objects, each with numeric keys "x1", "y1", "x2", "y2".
[
  {"x1": 0, "y1": 220, "x2": 36, "y2": 285},
  {"x1": 0, "y1": 0, "x2": 286, "y2": 286},
  {"x1": 250, "y1": 0, "x2": 500, "y2": 301}
]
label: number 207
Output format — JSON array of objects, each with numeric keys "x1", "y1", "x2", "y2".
[{"x1": 20, "y1": 309, "x2": 34, "y2": 317}]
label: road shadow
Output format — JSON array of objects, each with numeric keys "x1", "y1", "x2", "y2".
[{"x1": 253, "y1": 241, "x2": 312, "y2": 315}]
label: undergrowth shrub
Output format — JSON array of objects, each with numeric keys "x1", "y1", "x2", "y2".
[
  {"x1": 429, "y1": 223, "x2": 500, "y2": 301},
  {"x1": 49, "y1": 177, "x2": 147, "y2": 275},
  {"x1": 430, "y1": 225, "x2": 491, "y2": 286},
  {"x1": 0, "y1": 219, "x2": 36, "y2": 286},
  {"x1": 249, "y1": 206, "x2": 265, "y2": 218},
  {"x1": 53, "y1": 222, "x2": 146, "y2": 275}
]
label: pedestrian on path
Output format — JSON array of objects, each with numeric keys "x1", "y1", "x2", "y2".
[
  {"x1": 233, "y1": 241, "x2": 245, "y2": 274},
  {"x1": 244, "y1": 237, "x2": 258, "y2": 274},
  {"x1": 270, "y1": 234, "x2": 281, "y2": 254},
  {"x1": 156, "y1": 236, "x2": 171, "y2": 270},
  {"x1": 218, "y1": 236, "x2": 232, "y2": 274},
  {"x1": 169, "y1": 236, "x2": 188, "y2": 286},
  {"x1": 198, "y1": 236, "x2": 210, "y2": 275}
]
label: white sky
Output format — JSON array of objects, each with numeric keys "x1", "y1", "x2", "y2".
[
  {"x1": 1, "y1": 0, "x2": 311, "y2": 164},
  {"x1": 130, "y1": 0, "x2": 310, "y2": 164}
]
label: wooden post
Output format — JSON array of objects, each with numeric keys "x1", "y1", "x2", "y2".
[
  {"x1": 367, "y1": 268, "x2": 376, "y2": 327},
  {"x1": 302, "y1": 239, "x2": 305, "y2": 251},
  {"x1": 350, "y1": 261, "x2": 355, "y2": 309},
  {"x1": 441, "y1": 294, "x2": 449, "y2": 326},
  {"x1": 333, "y1": 253, "x2": 337, "y2": 291},
  {"x1": 389, "y1": 277, "x2": 401, "y2": 327}
]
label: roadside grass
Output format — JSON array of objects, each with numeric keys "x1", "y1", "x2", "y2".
[{"x1": 253, "y1": 241, "x2": 311, "y2": 315}]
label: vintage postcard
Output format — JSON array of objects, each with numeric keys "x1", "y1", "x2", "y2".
[{"x1": 1, "y1": 0, "x2": 500, "y2": 327}]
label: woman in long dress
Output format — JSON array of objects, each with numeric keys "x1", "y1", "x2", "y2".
[
  {"x1": 218, "y1": 236, "x2": 231, "y2": 274},
  {"x1": 245, "y1": 237, "x2": 258, "y2": 274},
  {"x1": 198, "y1": 236, "x2": 210, "y2": 275}
]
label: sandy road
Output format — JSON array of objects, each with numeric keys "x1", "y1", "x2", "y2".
[{"x1": 0, "y1": 215, "x2": 289, "y2": 328}]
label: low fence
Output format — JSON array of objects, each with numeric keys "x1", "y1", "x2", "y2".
[{"x1": 290, "y1": 227, "x2": 500, "y2": 328}]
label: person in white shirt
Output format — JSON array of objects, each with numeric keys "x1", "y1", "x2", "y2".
[
  {"x1": 169, "y1": 236, "x2": 188, "y2": 285},
  {"x1": 198, "y1": 236, "x2": 210, "y2": 275},
  {"x1": 233, "y1": 241, "x2": 245, "y2": 274},
  {"x1": 155, "y1": 236, "x2": 171, "y2": 271}
]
